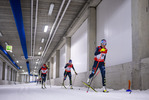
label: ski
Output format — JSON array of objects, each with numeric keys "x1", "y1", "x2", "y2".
[
  {"x1": 63, "y1": 85, "x2": 67, "y2": 89},
  {"x1": 60, "y1": 82, "x2": 67, "y2": 89},
  {"x1": 82, "y1": 81, "x2": 97, "y2": 92}
]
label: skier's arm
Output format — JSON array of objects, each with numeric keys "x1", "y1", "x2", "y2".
[
  {"x1": 94, "y1": 47, "x2": 101, "y2": 55},
  {"x1": 38, "y1": 68, "x2": 41, "y2": 75},
  {"x1": 64, "y1": 64, "x2": 68, "y2": 68},
  {"x1": 72, "y1": 65, "x2": 77, "y2": 75}
]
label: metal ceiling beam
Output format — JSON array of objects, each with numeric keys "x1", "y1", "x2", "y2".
[
  {"x1": 9, "y1": 0, "x2": 30, "y2": 74},
  {"x1": 9, "y1": 0, "x2": 28, "y2": 59}
]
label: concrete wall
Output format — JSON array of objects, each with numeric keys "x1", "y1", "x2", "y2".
[
  {"x1": 96, "y1": 0, "x2": 132, "y2": 67},
  {"x1": 131, "y1": 0, "x2": 149, "y2": 90},
  {"x1": 48, "y1": 0, "x2": 149, "y2": 90},
  {"x1": 141, "y1": 58, "x2": 149, "y2": 90},
  {"x1": 0, "y1": 55, "x2": 20, "y2": 85}
]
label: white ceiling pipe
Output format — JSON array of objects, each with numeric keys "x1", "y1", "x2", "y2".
[
  {"x1": 33, "y1": 0, "x2": 38, "y2": 57},
  {"x1": 31, "y1": 0, "x2": 33, "y2": 57},
  {"x1": 39, "y1": 0, "x2": 71, "y2": 67},
  {"x1": 42, "y1": 0, "x2": 71, "y2": 58},
  {"x1": 41, "y1": 0, "x2": 66, "y2": 57}
]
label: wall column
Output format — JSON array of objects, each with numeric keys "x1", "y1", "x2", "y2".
[
  {"x1": 4, "y1": 63, "x2": 7, "y2": 81},
  {"x1": 11, "y1": 68, "x2": 13, "y2": 81},
  {"x1": 2, "y1": 62, "x2": 5, "y2": 80},
  {"x1": 56, "y1": 50, "x2": 60, "y2": 78},
  {"x1": 131, "y1": 0, "x2": 149, "y2": 89},
  {"x1": 65, "y1": 37, "x2": 71, "y2": 63},
  {"x1": 50, "y1": 57, "x2": 53, "y2": 79},
  {"x1": 87, "y1": 7, "x2": 96, "y2": 71}
]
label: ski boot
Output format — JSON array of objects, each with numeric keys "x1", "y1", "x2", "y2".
[
  {"x1": 70, "y1": 85, "x2": 73, "y2": 89},
  {"x1": 87, "y1": 78, "x2": 91, "y2": 84},
  {"x1": 41, "y1": 85, "x2": 44, "y2": 89},
  {"x1": 44, "y1": 83, "x2": 46, "y2": 88},
  {"x1": 103, "y1": 86, "x2": 109, "y2": 93}
]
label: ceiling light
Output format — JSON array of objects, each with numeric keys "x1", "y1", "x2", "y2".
[
  {"x1": 10, "y1": 51, "x2": 12, "y2": 53},
  {"x1": 48, "y1": 3, "x2": 54, "y2": 16},
  {"x1": 44, "y1": 25, "x2": 48, "y2": 32},
  {"x1": 16, "y1": 60, "x2": 19, "y2": 63},
  {"x1": 37, "y1": 59, "x2": 39, "y2": 61},
  {"x1": 38, "y1": 52, "x2": 41, "y2": 55},
  {"x1": 20, "y1": 66, "x2": 22, "y2": 68},
  {"x1": 41, "y1": 38, "x2": 44, "y2": 43},
  {"x1": 39, "y1": 47, "x2": 42, "y2": 50},
  {"x1": 0, "y1": 31, "x2": 3, "y2": 37},
  {"x1": 35, "y1": 66, "x2": 36, "y2": 69},
  {"x1": 36, "y1": 62, "x2": 38, "y2": 64}
]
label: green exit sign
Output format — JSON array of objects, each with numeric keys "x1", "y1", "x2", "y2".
[{"x1": 6, "y1": 45, "x2": 12, "y2": 52}]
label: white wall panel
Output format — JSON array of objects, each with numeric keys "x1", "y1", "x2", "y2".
[
  {"x1": 59, "y1": 45, "x2": 66, "y2": 77},
  {"x1": 71, "y1": 19, "x2": 88, "y2": 73},
  {"x1": 96, "y1": 0, "x2": 132, "y2": 66},
  {"x1": 53, "y1": 55, "x2": 56, "y2": 78}
]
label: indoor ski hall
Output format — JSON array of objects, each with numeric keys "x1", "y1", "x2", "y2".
[{"x1": 0, "y1": 0, "x2": 149, "y2": 100}]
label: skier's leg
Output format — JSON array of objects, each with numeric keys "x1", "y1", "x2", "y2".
[
  {"x1": 41, "y1": 75, "x2": 43, "y2": 88},
  {"x1": 87, "y1": 61, "x2": 98, "y2": 83},
  {"x1": 68, "y1": 72, "x2": 73, "y2": 89},
  {"x1": 44, "y1": 75, "x2": 46, "y2": 88},
  {"x1": 63, "y1": 71, "x2": 67, "y2": 85},
  {"x1": 99, "y1": 63, "x2": 107, "y2": 92}
]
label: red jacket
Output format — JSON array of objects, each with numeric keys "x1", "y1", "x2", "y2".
[
  {"x1": 94, "y1": 46, "x2": 107, "y2": 62},
  {"x1": 39, "y1": 67, "x2": 48, "y2": 74}
]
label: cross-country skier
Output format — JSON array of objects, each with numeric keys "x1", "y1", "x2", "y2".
[
  {"x1": 39, "y1": 64, "x2": 48, "y2": 89},
  {"x1": 62, "y1": 59, "x2": 77, "y2": 89},
  {"x1": 87, "y1": 39, "x2": 108, "y2": 92}
]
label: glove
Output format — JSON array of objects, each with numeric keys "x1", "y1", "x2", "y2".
[
  {"x1": 100, "y1": 48, "x2": 106, "y2": 52},
  {"x1": 75, "y1": 71, "x2": 78, "y2": 75},
  {"x1": 46, "y1": 65, "x2": 50, "y2": 69}
]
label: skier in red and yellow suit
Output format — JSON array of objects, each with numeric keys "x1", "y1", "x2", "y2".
[
  {"x1": 63, "y1": 59, "x2": 77, "y2": 89},
  {"x1": 87, "y1": 39, "x2": 108, "y2": 92},
  {"x1": 39, "y1": 64, "x2": 48, "y2": 89}
]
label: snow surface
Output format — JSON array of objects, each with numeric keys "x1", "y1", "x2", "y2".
[{"x1": 0, "y1": 83, "x2": 149, "y2": 100}]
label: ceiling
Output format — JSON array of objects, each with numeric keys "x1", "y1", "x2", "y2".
[{"x1": 0, "y1": 0, "x2": 90, "y2": 74}]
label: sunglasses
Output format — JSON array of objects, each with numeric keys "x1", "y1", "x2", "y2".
[{"x1": 102, "y1": 43, "x2": 107, "y2": 45}]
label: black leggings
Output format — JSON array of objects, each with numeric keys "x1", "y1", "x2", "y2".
[
  {"x1": 89, "y1": 61, "x2": 106, "y2": 86},
  {"x1": 41, "y1": 74, "x2": 46, "y2": 85},
  {"x1": 64, "y1": 71, "x2": 72, "y2": 85}
]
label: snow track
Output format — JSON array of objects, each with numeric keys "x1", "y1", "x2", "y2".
[{"x1": 0, "y1": 83, "x2": 149, "y2": 100}]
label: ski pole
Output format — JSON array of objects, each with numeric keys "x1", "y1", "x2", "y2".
[{"x1": 72, "y1": 74, "x2": 76, "y2": 86}]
